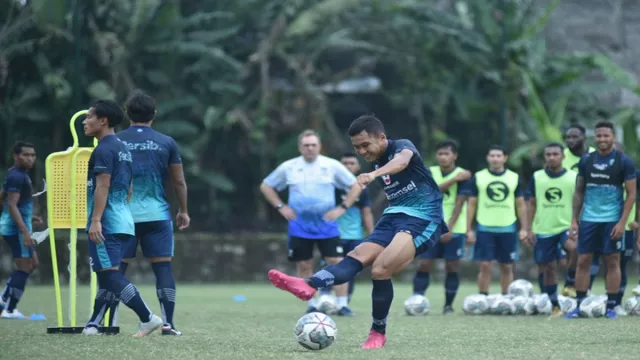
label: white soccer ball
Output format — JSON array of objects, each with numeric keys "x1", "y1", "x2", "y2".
[
  {"x1": 462, "y1": 294, "x2": 489, "y2": 315},
  {"x1": 523, "y1": 297, "x2": 536, "y2": 315},
  {"x1": 490, "y1": 296, "x2": 515, "y2": 315},
  {"x1": 623, "y1": 296, "x2": 640, "y2": 315},
  {"x1": 317, "y1": 295, "x2": 338, "y2": 315},
  {"x1": 404, "y1": 295, "x2": 430, "y2": 316},
  {"x1": 512, "y1": 296, "x2": 534, "y2": 315},
  {"x1": 294, "y1": 312, "x2": 337, "y2": 350},
  {"x1": 533, "y1": 294, "x2": 552, "y2": 314},
  {"x1": 558, "y1": 295, "x2": 577, "y2": 314},
  {"x1": 508, "y1": 279, "x2": 534, "y2": 298},
  {"x1": 486, "y1": 294, "x2": 502, "y2": 309},
  {"x1": 579, "y1": 296, "x2": 606, "y2": 318}
]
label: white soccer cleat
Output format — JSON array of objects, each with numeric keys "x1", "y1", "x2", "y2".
[
  {"x1": 133, "y1": 314, "x2": 163, "y2": 338},
  {"x1": 161, "y1": 325, "x2": 183, "y2": 336},
  {"x1": 82, "y1": 326, "x2": 101, "y2": 336},
  {"x1": 614, "y1": 305, "x2": 628, "y2": 317},
  {"x1": 632, "y1": 284, "x2": 640, "y2": 297},
  {"x1": 1, "y1": 309, "x2": 25, "y2": 319}
]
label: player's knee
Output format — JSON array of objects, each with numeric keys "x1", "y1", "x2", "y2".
[
  {"x1": 479, "y1": 262, "x2": 492, "y2": 273},
  {"x1": 577, "y1": 255, "x2": 592, "y2": 270},
  {"x1": 149, "y1": 256, "x2": 172, "y2": 263},
  {"x1": 499, "y1": 263, "x2": 512, "y2": 273},
  {"x1": 324, "y1": 257, "x2": 342, "y2": 265},
  {"x1": 16, "y1": 258, "x2": 32, "y2": 273},
  {"x1": 605, "y1": 256, "x2": 620, "y2": 271},
  {"x1": 417, "y1": 259, "x2": 432, "y2": 272},
  {"x1": 370, "y1": 264, "x2": 391, "y2": 280},
  {"x1": 444, "y1": 260, "x2": 459, "y2": 273},
  {"x1": 296, "y1": 259, "x2": 313, "y2": 274}
]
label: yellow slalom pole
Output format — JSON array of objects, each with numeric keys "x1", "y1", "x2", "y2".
[{"x1": 45, "y1": 156, "x2": 63, "y2": 327}]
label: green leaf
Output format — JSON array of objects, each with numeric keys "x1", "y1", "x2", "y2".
[
  {"x1": 186, "y1": 27, "x2": 241, "y2": 44},
  {"x1": 156, "y1": 96, "x2": 198, "y2": 115},
  {"x1": 153, "y1": 120, "x2": 200, "y2": 138},
  {"x1": 589, "y1": 54, "x2": 640, "y2": 94},
  {"x1": 87, "y1": 81, "x2": 116, "y2": 101},
  {"x1": 198, "y1": 170, "x2": 236, "y2": 192},
  {"x1": 203, "y1": 106, "x2": 222, "y2": 130},
  {"x1": 549, "y1": 95, "x2": 570, "y2": 128},
  {"x1": 286, "y1": 0, "x2": 363, "y2": 38}
]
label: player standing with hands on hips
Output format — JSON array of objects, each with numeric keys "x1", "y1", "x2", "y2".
[
  {"x1": 564, "y1": 121, "x2": 636, "y2": 319},
  {"x1": 260, "y1": 130, "x2": 361, "y2": 315}
]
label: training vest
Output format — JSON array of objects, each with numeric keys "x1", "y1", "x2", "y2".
[
  {"x1": 475, "y1": 169, "x2": 519, "y2": 227},
  {"x1": 532, "y1": 169, "x2": 576, "y2": 235},
  {"x1": 429, "y1": 166, "x2": 467, "y2": 234},
  {"x1": 563, "y1": 146, "x2": 595, "y2": 172}
]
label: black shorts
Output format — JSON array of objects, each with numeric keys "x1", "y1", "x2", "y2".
[{"x1": 287, "y1": 236, "x2": 344, "y2": 262}]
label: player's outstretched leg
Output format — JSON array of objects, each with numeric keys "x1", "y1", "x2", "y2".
[
  {"x1": 151, "y1": 261, "x2": 180, "y2": 335},
  {"x1": 0, "y1": 269, "x2": 30, "y2": 319},
  {"x1": 443, "y1": 262, "x2": 460, "y2": 314},
  {"x1": 107, "y1": 270, "x2": 163, "y2": 337},
  {"x1": 83, "y1": 271, "x2": 116, "y2": 335},
  {"x1": 105, "y1": 261, "x2": 129, "y2": 328}
]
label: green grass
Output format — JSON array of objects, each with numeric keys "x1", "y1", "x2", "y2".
[{"x1": 1, "y1": 282, "x2": 638, "y2": 359}]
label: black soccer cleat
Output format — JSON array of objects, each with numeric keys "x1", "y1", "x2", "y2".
[{"x1": 443, "y1": 305, "x2": 454, "y2": 315}]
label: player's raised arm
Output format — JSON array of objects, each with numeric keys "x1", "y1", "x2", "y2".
[
  {"x1": 372, "y1": 149, "x2": 413, "y2": 178},
  {"x1": 438, "y1": 169, "x2": 472, "y2": 193}
]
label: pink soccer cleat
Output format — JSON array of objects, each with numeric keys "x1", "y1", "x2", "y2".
[
  {"x1": 361, "y1": 329, "x2": 387, "y2": 349},
  {"x1": 267, "y1": 269, "x2": 316, "y2": 301}
]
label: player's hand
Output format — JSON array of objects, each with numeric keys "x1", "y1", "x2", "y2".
[
  {"x1": 31, "y1": 247, "x2": 39, "y2": 271},
  {"x1": 466, "y1": 230, "x2": 476, "y2": 245},
  {"x1": 32, "y1": 215, "x2": 44, "y2": 226},
  {"x1": 454, "y1": 170, "x2": 472, "y2": 182},
  {"x1": 21, "y1": 231, "x2": 33, "y2": 248},
  {"x1": 525, "y1": 231, "x2": 536, "y2": 247},
  {"x1": 519, "y1": 229, "x2": 529, "y2": 243},
  {"x1": 88, "y1": 220, "x2": 105, "y2": 244},
  {"x1": 569, "y1": 221, "x2": 579, "y2": 241},
  {"x1": 611, "y1": 221, "x2": 625, "y2": 240},
  {"x1": 127, "y1": 186, "x2": 133, "y2": 203},
  {"x1": 278, "y1": 205, "x2": 297, "y2": 221},
  {"x1": 440, "y1": 232, "x2": 453, "y2": 244},
  {"x1": 356, "y1": 173, "x2": 376, "y2": 188},
  {"x1": 323, "y1": 207, "x2": 346, "y2": 222},
  {"x1": 176, "y1": 211, "x2": 190, "y2": 230},
  {"x1": 629, "y1": 221, "x2": 639, "y2": 230}
]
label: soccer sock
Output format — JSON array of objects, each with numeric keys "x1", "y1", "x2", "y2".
[
  {"x1": 565, "y1": 269, "x2": 576, "y2": 287},
  {"x1": 107, "y1": 262, "x2": 129, "y2": 326},
  {"x1": 5, "y1": 270, "x2": 29, "y2": 312},
  {"x1": 348, "y1": 280, "x2": 355, "y2": 303},
  {"x1": 444, "y1": 272, "x2": 460, "y2": 307},
  {"x1": 576, "y1": 290, "x2": 587, "y2": 307},
  {"x1": 606, "y1": 293, "x2": 617, "y2": 310},
  {"x1": 480, "y1": 291, "x2": 488, "y2": 296},
  {"x1": 88, "y1": 271, "x2": 113, "y2": 327},
  {"x1": 307, "y1": 256, "x2": 364, "y2": 289},
  {"x1": 107, "y1": 271, "x2": 153, "y2": 323},
  {"x1": 412, "y1": 271, "x2": 430, "y2": 296},
  {"x1": 337, "y1": 296, "x2": 348, "y2": 309},
  {"x1": 152, "y1": 262, "x2": 176, "y2": 328},
  {"x1": 538, "y1": 272, "x2": 544, "y2": 293},
  {"x1": 545, "y1": 284, "x2": 559, "y2": 308},
  {"x1": 619, "y1": 254, "x2": 629, "y2": 306},
  {"x1": 371, "y1": 279, "x2": 393, "y2": 335}
]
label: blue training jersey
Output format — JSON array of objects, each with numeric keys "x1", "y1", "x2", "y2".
[
  {"x1": 117, "y1": 126, "x2": 182, "y2": 223},
  {"x1": 335, "y1": 186, "x2": 371, "y2": 240},
  {"x1": 263, "y1": 155, "x2": 356, "y2": 239},
  {"x1": 86, "y1": 134, "x2": 135, "y2": 235},
  {"x1": 578, "y1": 149, "x2": 636, "y2": 223},
  {"x1": 372, "y1": 139, "x2": 445, "y2": 225},
  {"x1": 0, "y1": 167, "x2": 33, "y2": 235}
]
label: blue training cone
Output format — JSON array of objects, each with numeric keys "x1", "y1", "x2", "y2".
[
  {"x1": 29, "y1": 314, "x2": 46, "y2": 321},
  {"x1": 232, "y1": 295, "x2": 247, "y2": 302}
]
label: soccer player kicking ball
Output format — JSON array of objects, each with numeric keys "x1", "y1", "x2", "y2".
[
  {"x1": 268, "y1": 115, "x2": 447, "y2": 349},
  {"x1": 412, "y1": 140, "x2": 470, "y2": 314},
  {"x1": 564, "y1": 121, "x2": 636, "y2": 319},
  {"x1": 466, "y1": 146, "x2": 528, "y2": 296},
  {"x1": 81, "y1": 100, "x2": 163, "y2": 336},
  {"x1": 525, "y1": 143, "x2": 577, "y2": 316},
  {"x1": 108, "y1": 91, "x2": 190, "y2": 335},
  {"x1": 0, "y1": 142, "x2": 41, "y2": 318}
]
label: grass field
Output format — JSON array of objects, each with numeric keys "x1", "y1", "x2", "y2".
[{"x1": 1, "y1": 282, "x2": 638, "y2": 359}]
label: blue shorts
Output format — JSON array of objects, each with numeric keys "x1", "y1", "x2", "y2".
[
  {"x1": 534, "y1": 232, "x2": 568, "y2": 264},
  {"x1": 88, "y1": 234, "x2": 135, "y2": 271},
  {"x1": 473, "y1": 231, "x2": 518, "y2": 263},
  {"x1": 341, "y1": 239, "x2": 362, "y2": 254},
  {"x1": 364, "y1": 213, "x2": 442, "y2": 257},
  {"x1": 418, "y1": 234, "x2": 466, "y2": 260},
  {"x1": 624, "y1": 230, "x2": 635, "y2": 258},
  {"x1": 123, "y1": 220, "x2": 174, "y2": 259},
  {"x1": 2, "y1": 234, "x2": 32, "y2": 258},
  {"x1": 577, "y1": 221, "x2": 624, "y2": 255}
]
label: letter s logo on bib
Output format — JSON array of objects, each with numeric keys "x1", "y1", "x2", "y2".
[{"x1": 486, "y1": 181, "x2": 508, "y2": 202}]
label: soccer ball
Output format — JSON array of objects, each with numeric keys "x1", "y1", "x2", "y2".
[
  {"x1": 294, "y1": 312, "x2": 337, "y2": 350},
  {"x1": 462, "y1": 294, "x2": 489, "y2": 315},
  {"x1": 512, "y1": 296, "x2": 534, "y2": 315},
  {"x1": 533, "y1": 294, "x2": 552, "y2": 314},
  {"x1": 490, "y1": 296, "x2": 515, "y2": 315},
  {"x1": 486, "y1": 294, "x2": 502, "y2": 309},
  {"x1": 317, "y1": 295, "x2": 338, "y2": 315},
  {"x1": 558, "y1": 295, "x2": 577, "y2": 314},
  {"x1": 404, "y1": 295, "x2": 430, "y2": 316},
  {"x1": 623, "y1": 296, "x2": 640, "y2": 315},
  {"x1": 579, "y1": 296, "x2": 606, "y2": 318},
  {"x1": 508, "y1": 279, "x2": 534, "y2": 298}
]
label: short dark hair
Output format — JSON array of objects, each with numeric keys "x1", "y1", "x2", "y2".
[
  {"x1": 595, "y1": 120, "x2": 615, "y2": 132},
  {"x1": 13, "y1": 141, "x2": 35, "y2": 155},
  {"x1": 567, "y1": 123, "x2": 586, "y2": 135},
  {"x1": 487, "y1": 144, "x2": 507, "y2": 156},
  {"x1": 348, "y1": 114, "x2": 385, "y2": 137},
  {"x1": 435, "y1": 139, "x2": 459, "y2": 153},
  {"x1": 341, "y1": 152, "x2": 358, "y2": 159},
  {"x1": 93, "y1": 100, "x2": 124, "y2": 128},
  {"x1": 545, "y1": 142, "x2": 564, "y2": 152},
  {"x1": 126, "y1": 90, "x2": 156, "y2": 123}
]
